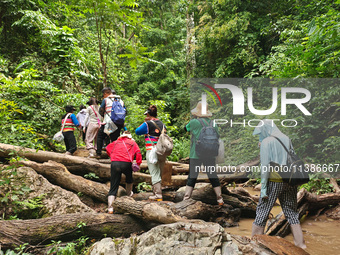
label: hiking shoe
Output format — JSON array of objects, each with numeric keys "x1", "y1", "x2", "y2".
[{"x1": 65, "y1": 151, "x2": 72, "y2": 155}]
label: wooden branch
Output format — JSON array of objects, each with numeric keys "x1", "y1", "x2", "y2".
[
  {"x1": 330, "y1": 178, "x2": 340, "y2": 193},
  {"x1": 253, "y1": 235, "x2": 309, "y2": 255},
  {"x1": 113, "y1": 197, "x2": 183, "y2": 224}
]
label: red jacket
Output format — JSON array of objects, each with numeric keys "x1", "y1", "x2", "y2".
[{"x1": 106, "y1": 137, "x2": 142, "y2": 165}]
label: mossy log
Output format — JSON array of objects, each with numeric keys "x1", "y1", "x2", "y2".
[
  {"x1": 113, "y1": 197, "x2": 240, "y2": 226},
  {"x1": 0, "y1": 213, "x2": 146, "y2": 251}
]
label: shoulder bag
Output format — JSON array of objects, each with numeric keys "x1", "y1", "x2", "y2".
[{"x1": 53, "y1": 113, "x2": 71, "y2": 143}]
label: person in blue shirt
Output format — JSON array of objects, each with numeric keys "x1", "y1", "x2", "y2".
[{"x1": 135, "y1": 105, "x2": 166, "y2": 201}]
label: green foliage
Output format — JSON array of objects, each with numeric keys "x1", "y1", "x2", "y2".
[
  {"x1": 0, "y1": 158, "x2": 46, "y2": 220},
  {"x1": 0, "y1": 67, "x2": 88, "y2": 150},
  {"x1": 136, "y1": 182, "x2": 152, "y2": 193},
  {"x1": 46, "y1": 236, "x2": 89, "y2": 255},
  {"x1": 167, "y1": 137, "x2": 190, "y2": 162},
  {"x1": 300, "y1": 174, "x2": 335, "y2": 195},
  {"x1": 84, "y1": 172, "x2": 99, "y2": 180},
  {"x1": 1, "y1": 243, "x2": 32, "y2": 255}
]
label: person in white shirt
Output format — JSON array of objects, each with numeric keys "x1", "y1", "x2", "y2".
[
  {"x1": 76, "y1": 105, "x2": 89, "y2": 142},
  {"x1": 96, "y1": 87, "x2": 125, "y2": 157},
  {"x1": 83, "y1": 97, "x2": 103, "y2": 157}
]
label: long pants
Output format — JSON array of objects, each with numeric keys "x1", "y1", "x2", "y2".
[
  {"x1": 85, "y1": 122, "x2": 100, "y2": 150},
  {"x1": 187, "y1": 158, "x2": 220, "y2": 187},
  {"x1": 96, "y1": 124, "x2": 122, "y2": 155},
  {"x1": 108, "y1": 161, "x2": 133, "y2": 196},
  {"x1": 146, "y1": 150, "x2": 166, "y2": 185},
  {"x1": 62, "y1": 131, "x2": 77, "y2": 153},
  {"x1": 254, "y1": 181, "x2": 300, "y2": 227}
]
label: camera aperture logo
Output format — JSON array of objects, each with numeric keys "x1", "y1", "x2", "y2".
[{"x1": 198, "y1": 82, "x2": 312, "y2": 128}]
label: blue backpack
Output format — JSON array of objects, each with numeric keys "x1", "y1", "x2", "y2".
[{"x1": 110, "y1": 98, "x2": 126, "y2": 125}]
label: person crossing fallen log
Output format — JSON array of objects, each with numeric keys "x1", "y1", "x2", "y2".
[
  {"x1": 135, "y1": 105, "x2": 167, "y2": 201},
  {"x1": 106, "y1": 131, "x2": 142, "y2": 214},
  {"x1": 182, "y1": 101, "x2": 224, "y2": 206}
]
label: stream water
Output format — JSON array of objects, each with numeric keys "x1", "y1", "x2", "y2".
[{"x1": 225, "y1": 187, "x2": 340, "y2": 255}]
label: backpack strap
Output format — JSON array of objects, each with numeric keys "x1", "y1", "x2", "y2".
[
  {"x1": 150, "y1": 120, "x2": 165, "y2": 134},
  {"x1": 271, "y1": 136, "x2": 289, "y2": 153},
  {"x1": 122, "y1": 140, "x2": 133, "y2": 163},
  {"x1": 90, "y1": 105, "x2": 102, "y2": 126},
  {"x1": 197, "y1": 118, "x2": 209, "y2": 127}
]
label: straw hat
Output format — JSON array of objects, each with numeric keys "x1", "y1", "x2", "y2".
[{"x1": 191, "y1": 101, "x2": 212, "y2": 117}]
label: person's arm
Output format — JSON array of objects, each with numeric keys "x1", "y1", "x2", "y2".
[
  {"x1": 259, "y1": 140, "x2": 271, "y2": 199},
  {"x1": 83, "y1": 108, "x2": 90, "y2": 130},
  {"x1": 132, "y1": 143, "x2": 142, "y2": 165},
  {"x1": 185, "y1": 122, "x2": 190, "y2": 132},
  {"x1": 135, "y1": 122, "x2": 148, "y2": 135},
  {"x1": 99, "y1": 99, "x2": 106, "y2": 117},
  {"x1": 70, "y1": 114, "x2": 80, "y2": 127}
]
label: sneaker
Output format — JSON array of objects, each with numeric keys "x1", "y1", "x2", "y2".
[
  {"x1": 148, "y1": 194, "x2": 163, "y2": 201},
  {"x1": 65, "y1": 151, "x2": 72, "y2": 155}
]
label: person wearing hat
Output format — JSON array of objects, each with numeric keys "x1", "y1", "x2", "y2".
[
  {"x1": 96, "y1": 87, "x2": 125, "y2": 157},
  {"x1": 135, "y1": 105, "x2": 166, "y2": 201},
  {"x1": 106, "y1": 131, "x2": 142, "y2": 213},
  {"x1": 61, "y1": 105, "x2": 81, "y2": 155},
  {"x1": 83, "y1": 97, "x2": 103, "y2": 157},
  {"x1": 183, "y1": 101, "x2": 224, "y2": 205}
]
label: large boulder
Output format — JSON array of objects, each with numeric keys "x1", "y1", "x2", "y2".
[
  {"x1": 5, "y1": 167, "x2": 94, "y2": 217},
  {"x1": 88, "y1": 221, "x2": 275, "y2": 255}
]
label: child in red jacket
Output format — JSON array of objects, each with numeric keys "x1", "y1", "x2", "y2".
[{"x1": 106, "y1": 131, "x2": 142, "y2": 214}]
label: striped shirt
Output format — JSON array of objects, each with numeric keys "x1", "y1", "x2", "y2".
[{"x1": 61, "y1": 113, "x2": 80, "y2": 132}]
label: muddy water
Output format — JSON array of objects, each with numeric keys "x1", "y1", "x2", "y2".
[{"x1": 225, "y1": 187, "x2": 340, "y2": 255}]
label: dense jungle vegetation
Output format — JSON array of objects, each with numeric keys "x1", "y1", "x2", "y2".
[{"x1": 0, "y1": 0, "x2": 339, "y2": 182}]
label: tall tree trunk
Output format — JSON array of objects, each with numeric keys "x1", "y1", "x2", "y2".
[
  {"x1": 185, "y1": 1, "x2": 195, "y2": 80},
  {"x1": 94, "y1": 3, "x2": 107, "y2": 87}
]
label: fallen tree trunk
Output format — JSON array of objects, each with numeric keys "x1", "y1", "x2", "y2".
[
  {"x1": 113, "y1": 197, "x2": 183, "y2": 224},
  {"x1": 113, "y1": 197, "x2": 240, "y2": 227},
  {"x1": 174, "y1": 185, "x2": 257, "y2": 216},
  {"x1": 0, "y1": 143, "x2": 151, "y2": 184},
  {"x1": 0, "y1": 143, "x2": 112, "y2": 178},
  {"x1": 0, "y1": 143, "x2": 259, "y2": 187},
  {"x1": 18, "y1": 160, "x2": 109, "y2": 203},
  {"x1": 0, "y1": 213, "x2": 147, "y2": 251}
]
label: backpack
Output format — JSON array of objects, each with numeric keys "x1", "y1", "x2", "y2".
[
  {"x1": 272, "y1": 136, "x2": 309, "y2": 186},
  {"x1": 195, "y1": 118, "x2": 219, "y2": 158},
  {"x1": 110, "y1": 98, "x2": 126, "y2": 125},
  {"x1": 150, "y1": 120, "x2": 173, "y2": 157}
]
